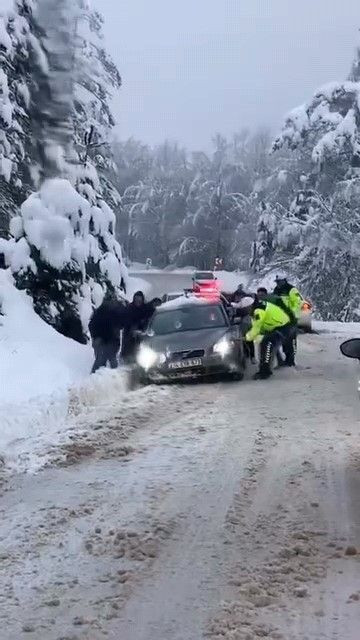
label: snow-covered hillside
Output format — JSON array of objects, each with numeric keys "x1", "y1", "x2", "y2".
[
  {"x1": 0, "y1": 265, "x2": 157, "y2": 471},
  {"x1": 0, "y1": 270, "x2": 90, "y2": 467},
  {"x1": 0, "y1": 270, "x2": 92, "y2": 406}
]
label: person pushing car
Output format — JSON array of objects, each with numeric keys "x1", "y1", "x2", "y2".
[
  {"x1": 273, "y1": 275, "x2": 303, "y2": 318},
  {"x1": 272, "y1": 275, "x2": 304, "y2": 366},
  {"x1": 245, "y1": 298, "x2": 296, "y2": 380}
]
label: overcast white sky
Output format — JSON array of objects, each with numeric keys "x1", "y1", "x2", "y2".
[
  {"x1": 95, "y1": 0, "x2": 359, "y2": 150},
  {"x1": 2, "y1": 0, "x2": 359, "y2": 150}
]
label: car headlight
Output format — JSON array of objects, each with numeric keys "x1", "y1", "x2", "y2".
[
  {"x1": 136, "y1": 345, "x2": 165, "y2": 370},
  {"x1": 213, "y1": 337, "x2": 232, "y2": 357}
]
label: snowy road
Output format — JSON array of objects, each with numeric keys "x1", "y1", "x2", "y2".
[{"x1": 0, "y1": 332, "x2": 359, "y2": 639}]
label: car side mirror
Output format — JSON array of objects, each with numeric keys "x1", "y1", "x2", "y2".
[{"x1": 340, "y1": 338, "x2": 360, "y2": 360}]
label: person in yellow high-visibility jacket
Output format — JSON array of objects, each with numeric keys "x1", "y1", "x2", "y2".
[
  {"x1": 273, "y1": 276, "x2": 303, "y2": 318},
  {"x1": 246, "y1": 300, "x2": 294, "y2": 380},
  {"x1": 273, "y1": 276, "x2": 304, "y2": 366}
]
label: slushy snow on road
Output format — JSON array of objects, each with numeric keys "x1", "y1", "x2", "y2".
[
  {"x1": 0, "y1": 269, "x2": 152, "y2": 472},
  {"x1": 0, "y1": 327, "x2": 358, "y2": 640}
]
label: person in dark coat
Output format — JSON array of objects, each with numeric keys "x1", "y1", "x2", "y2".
[
  {"x1": 231, "y1": 291, "x2": 256, "y2": 364},
  {"x1": 256, "y1": 287, "x2": 268, "y2": 302},
  {"x1": 121, "y1": 291, "x2": 158, "y2": 363},
  {"x1": 121, "y1": 294, "x2": 162, "y2": 363},
  {"x1": 89, "y1": 298, "x2": 127, "y2": 373}
]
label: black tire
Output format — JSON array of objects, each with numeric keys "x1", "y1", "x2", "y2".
[
  {"x1": 232, "y1": 349, "x2": 246, "y2": 381},
  {"x1": 127, "y1": 367, "x2": 148, "y2": 390},
  {"x1": 232, "y1": 370, "x2": 244, "y2": 381},
  {"x1": 239, "y1": 344, "x2": 247, "y2": 374}
]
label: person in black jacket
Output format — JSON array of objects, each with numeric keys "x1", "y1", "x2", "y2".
[
  {"x1": 89, "y1": 298, "x2": 127, "y2": 373},
  {"x1": 231, "y1": 291, "x2": 256, "y2": 364},
  {"x1": 121, "y1": 292, "x2": 160, "y2": 363}
]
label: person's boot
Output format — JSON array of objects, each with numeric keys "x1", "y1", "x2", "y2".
[
  {"x1": 285, "y1": 357, "x2": 295, "y2": 367},
  {"x1": 253, "y1": 370, "x2": 272, "y2": 380},
  {"x1": 253, "y1": 366, "x2": 272, "y2": 380}
]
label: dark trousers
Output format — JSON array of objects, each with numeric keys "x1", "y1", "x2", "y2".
[
  {"x1": 91, "y1": 338, "x2": 119, "y2": 373},
  {"x1": 275, "y1": 325, "x2": 297, "y2": 366},
  {"x1": 245, "y1": 340, "x2": 255, "y2": 359},
  {"x1": 241, "y1": 316, "x2": 255, "y2": 360},
  {"x1": 283, "y1": 326, "x2": 297, "y2": 366},
  {"x1": 260, "y1": 325, "x2": 295, "y2": 374}
]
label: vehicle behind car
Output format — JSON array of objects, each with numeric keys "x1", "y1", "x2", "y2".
[
  {"x1": 192, "y1": 271, "x2": 220, "y2": 300},
  {"x1": 136, "y1": 297, "x2": 246, "y2": 383},
  {"x1": 193, "y1": 271, "x2": 216, "y2": 283}
]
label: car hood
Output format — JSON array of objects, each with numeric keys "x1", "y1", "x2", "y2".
[{"x1": 146, "y1": 327, "x2": 229, "y2": 353}]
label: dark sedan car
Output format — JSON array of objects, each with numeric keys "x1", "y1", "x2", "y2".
[{"x1": 135, "y1": 296, "x2": 246, "y2": 382}]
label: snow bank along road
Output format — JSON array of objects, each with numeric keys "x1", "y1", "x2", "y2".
[{"x1": 0, "y1": 331, "x2": 359, "y2": 639}]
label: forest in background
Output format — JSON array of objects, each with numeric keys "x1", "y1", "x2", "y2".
[{"x1": 0, "y1": 0, "x2": 359, "y2": 342}]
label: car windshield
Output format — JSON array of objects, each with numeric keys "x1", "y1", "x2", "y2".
[
  {"x1": 151, "y1": 305, "x2": 226, "y2": 335},
  {"x1": 194, "y1": 272, "x2": 215, "y2": 280}
]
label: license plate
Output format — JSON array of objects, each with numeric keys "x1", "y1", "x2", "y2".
[{"x1": 168, "y1": 358, "x2": 203, "y2": 370}]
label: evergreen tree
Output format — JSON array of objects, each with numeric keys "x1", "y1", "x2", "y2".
[
  {"x1": 250, "y1": 201, "x2": 277, "y2": 272},
  {"x1": 71, "y1": 0, "x2": 122, "y2": 212},
  {"x1": 270, "y1": 36, "x2": 360, "y2": 320},
  {"x1": 0, "y1": 2, "x2": 34, "y2": 237},
  {"x1": 1, "y1": 0, "x2": 127, "y2": 341}
]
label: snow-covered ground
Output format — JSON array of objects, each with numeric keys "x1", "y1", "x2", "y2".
[
  {"x1": 0, "y1": 270, "x2": 90, "y2": 468},
  {"x1": 315, "y1": 321, "x2": 360, "y2": 335},
  {"x1": 0, "y1": 269, "x2": 359, "y2": 638},
  {"x1": 0, "y1": 270, "x2": 151, "y2": 472},
  {"x1": 0, "y1": 268, "x2": 358, "y2": 474},
  {"x1": 0, "y1": 331, "x2": 359, "y2": 640}
]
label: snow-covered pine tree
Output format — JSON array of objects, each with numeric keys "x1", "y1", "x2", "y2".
[
  {"x1": 0, "y1": 2, "x2": 34, "y2": 238},
  {"x1": 71, "y1": 0, "x2": 122, "y2": 213},
  {"x1": 179, "y1": 174, "x2": 251, "y2": 270},
  {"x1": 2, "y1": 0, "x2": 127, "y2": 342},
  {"x1": 122, "y1": 177, "x2": 188, "y2": 267},
  {"x1": 273, "y1": 69, "x2": 360, "y2": 183},
  {"x1": 250, "y1": 201, "x2": 277, "y2": 272},
  {"x1": 272, "y1": 36, "x2": 360, "y2": 320}
]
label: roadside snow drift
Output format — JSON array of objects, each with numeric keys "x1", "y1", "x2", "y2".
[
  {"x1": 0, "y1": 270, "x2": 167, "y2": 473},
  {"x1": 0, "y1": 271, "x2": 132, "y2": 472},
  {"x1": 0, "y1": 270, "x2": 93, "y2": 466},
  {"x1": 0, "y1": 271, "x2": 91, "y2": 406}
]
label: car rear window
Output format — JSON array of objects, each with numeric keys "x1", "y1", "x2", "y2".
[
  {"x1": 194, "y1": 272, "x2": 216, "y2": 280},
  {"x1": 151, "y1": 305, "x2": 226, "y2": 335}
]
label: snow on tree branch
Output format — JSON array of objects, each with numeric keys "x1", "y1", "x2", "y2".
[{"x1": 273, "y1": 81, "x2": 360, "y2": 169}]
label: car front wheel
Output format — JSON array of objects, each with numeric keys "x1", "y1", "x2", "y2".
[{"x1": 232, "y1": 369, "x2": 244, "y2": 381}]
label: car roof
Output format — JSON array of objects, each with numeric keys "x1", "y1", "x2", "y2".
[{"x1": 158, "y1": 295, "x2": 223, "y2": 312}]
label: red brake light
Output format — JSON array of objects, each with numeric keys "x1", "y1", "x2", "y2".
[{"x1": 193, "y1": 280, "x2": 221, "y2": 301}]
